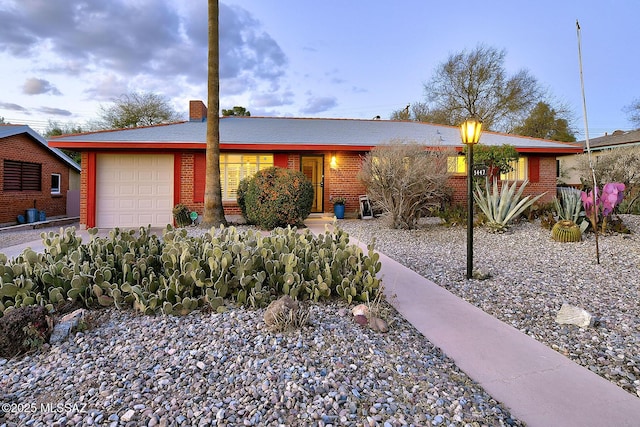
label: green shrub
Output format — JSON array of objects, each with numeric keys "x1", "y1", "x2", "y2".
[
  {"x1": 244, "y1": 167, "x2": 314, "y2": 229},
  {"x1": 435, "y1": 203, "x2": 467, "y2": 227},
  {"x1": 0, "y1": 223, "x2": 382, "y2": 317},
  {"x1": 236, "y1": 177, "x2": 251, "y2": 221}
]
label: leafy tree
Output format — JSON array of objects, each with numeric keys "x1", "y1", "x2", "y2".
[
  {"x1": 623, "y1": 98, "x2": 640, "y2": 128},
  {"x1": 97, "y1": 92, "x2": 181, "y2": 129},
  {"x1": 44, "y1": 120, "x2": 83, "y2": 163},
  {"x1": 513, "y1": 102, "x2": 576, "y2": 142},
  {"x1": 202, "y1": 0, "x2": 227, "y2": 227},
  {"x1": 0, "y1": 117, "x2": 6, "y2": 124},
  {"x1": 421, "y1": 45, "x2": 542, "y2": 132},
  {"x1": 222, "y1": 106, "x2": 251, "y2": 116},
  {"x1": 43, "y1": 120, "x2": 84, "y2": 137},
  {"x1": 358, "y1": 142, "x2": 454, "y2": 229}
]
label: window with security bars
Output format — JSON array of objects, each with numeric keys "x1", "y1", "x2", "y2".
[{"x1": 3, "y1": 160, "x2": 42, "y2": 191}]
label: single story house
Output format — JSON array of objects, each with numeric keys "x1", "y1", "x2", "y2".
[
  {"x1": 0, "y1": 125, "x2": 81, "y2": 225},
  {"x1": 558, "y1": 129, "x2": 640, "y2": 186},
  {"x1": 49, "y1": 100, "x2": 582, "y2": 229}
]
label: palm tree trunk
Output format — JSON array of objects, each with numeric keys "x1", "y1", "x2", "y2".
[{"x1": 203, "y1": 0, "x2": 227, "y2": 227}]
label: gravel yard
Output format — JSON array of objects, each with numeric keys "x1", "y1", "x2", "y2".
[
  {"x1": 339, "y1": 214, "x2": 640, "y2": 399},
  {"x1": 0, "y1": 221, "x2": 525, "y2": 426},
  {"x1": 1, "y1": 215, "x2": 638, "y2": 426}
]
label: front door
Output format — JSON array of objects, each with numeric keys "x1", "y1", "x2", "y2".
[{"x1": 301, "y1": 156, "x2": 324, "y2": 213}]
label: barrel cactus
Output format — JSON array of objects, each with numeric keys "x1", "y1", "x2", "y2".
[{"x1": 551, "y1": 220, "x2": 582, "y2": 243}]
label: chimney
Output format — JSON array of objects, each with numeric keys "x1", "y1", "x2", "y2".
[{"x1": 189, "y1": 100, "x2": 208, "y2": 122}]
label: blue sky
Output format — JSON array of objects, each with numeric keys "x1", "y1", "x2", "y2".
[{"x1": 0, "y1": 0, "x2": 637, "y2": 139}]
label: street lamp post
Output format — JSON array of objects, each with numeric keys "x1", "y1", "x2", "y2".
[{"x1": 460, "y1": 119, "x2": 483, "y2": 280}]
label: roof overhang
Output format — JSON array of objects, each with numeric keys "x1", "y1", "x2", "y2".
[{"x1": 48, "y1": 141, "x2": 377, "y2": 152}]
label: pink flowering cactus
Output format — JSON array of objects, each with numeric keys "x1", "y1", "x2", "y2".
[
  {"x1": 601, "y1": 182, "x2": 625, "y2": 216},
  {"x1": 580, "y1": 187, "x2": 598, "y2": 217},
  {"x1": 581, "y1": 182, "x2": 625, "y2": 231}
]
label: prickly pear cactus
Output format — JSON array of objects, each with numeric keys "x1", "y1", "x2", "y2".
[{"x1": 551, "y1": 220, "x2": 582, "y2": 243}]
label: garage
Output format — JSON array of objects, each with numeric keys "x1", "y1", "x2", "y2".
[{"x1": 96, "y1": 154, "x2": 174, "y2": 228}]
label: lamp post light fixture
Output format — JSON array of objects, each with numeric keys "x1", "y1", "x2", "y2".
[{"x1": 460, "y1": 119, "x2": 483, "y2": 279}]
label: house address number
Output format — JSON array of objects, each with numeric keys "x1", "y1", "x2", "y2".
[{"x1": 472, "y1": 164, "x2": 488, "y2": 177}]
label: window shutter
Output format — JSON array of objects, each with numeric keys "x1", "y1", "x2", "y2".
[
  {"x1": 3, "y1": 160, "x2": 41, "y2": 191},
  {"x1": 22, "y1": 163, "x2": 41, "y2": 190},
  {"x1": 528, "y1": 157, "x2": 540, "y2": 183},
  {"x1": 3, "y1": 160, "x2": 21, "y2": 190},
  {"x1": 193, "y1": 153, "x2": 206, "y2": 202},
  {"x1": 274, "y1": 153, "x2": 288, "y2": 168}
]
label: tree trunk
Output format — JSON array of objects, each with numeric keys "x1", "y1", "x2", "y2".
[{"x1": 202, "y1": 0, "x2": 227, "y2": 227}]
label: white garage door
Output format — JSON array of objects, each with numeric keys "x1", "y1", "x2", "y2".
[{"x1": 96, "y1": 154, "x2": 174, "y2": 228}]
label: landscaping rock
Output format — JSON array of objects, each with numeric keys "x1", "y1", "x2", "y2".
[
  {"x1": 555, "y1": 303, "x2": 594, "y2": 328},
  {"x1": 352, "y1": 304, "x2": 369, "y2": 317},
  {"x1": 50, "y1": 308, "x2": 85, "y2": 344},
  {"x1": 369, "y1": 316, "x2": 389, "y2": 333}
]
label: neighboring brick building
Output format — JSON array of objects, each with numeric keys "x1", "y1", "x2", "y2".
[
  {"x1": 0, "y1": 125, "x2": 81, "y2": 225},
  {"x1": 50, "y1": 100, "x2": 582, "y2": 229}
]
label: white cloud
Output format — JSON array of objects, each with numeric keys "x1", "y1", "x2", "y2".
[{"x1": 23, "y1": 78, "x2": 61, "y2": 95}]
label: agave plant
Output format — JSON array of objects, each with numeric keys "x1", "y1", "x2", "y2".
[
  {"x1": 554, "y1": 187, "x2": 589, "y2": 234},
  {"x1": 555, "y1": 187, "x2": 583, "y2": 223},
  {"x1": 474, "y1": 179, "x2": 546, "y2": 232}
]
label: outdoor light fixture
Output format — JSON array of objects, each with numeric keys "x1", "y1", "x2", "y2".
[
  {"x1": 330, "y1": 154, "x2": 337, "y2": 169},
  {"x1": 460, "y1": 118, "x2": 482, "y2": 279}
]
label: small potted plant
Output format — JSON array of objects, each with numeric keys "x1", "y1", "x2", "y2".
[{"x1": 333, "y1": 197, "x2": 346, "y2": 219}]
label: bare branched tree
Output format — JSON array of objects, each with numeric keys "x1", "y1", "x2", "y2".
[
  {"x1": 358, "y1": 142, "x2": 454, "y2": 229},
  {"x1": 98, "y1": 92, "x2": 181, "y2": 129},
  {"x1": 423, "y1": 45, "x2": 542, "y2": 132},
  {"x1": 572, "y1": 146, "x2": 640, "y2": 188},
  {"x1": 623, "y1": 98, "x2": 640, "y2": 129}
]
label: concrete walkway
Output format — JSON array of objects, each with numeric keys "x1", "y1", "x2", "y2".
[
  {"x1": 305, "y1": 217, "x2": 640, "y2": 427},
  {"x1": 2, "y1": 217, "x2": 640, "y2": 426}
]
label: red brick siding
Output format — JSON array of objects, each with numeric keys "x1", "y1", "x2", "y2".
[
  {"x1": 0, "y1": 133, "x2": 71, "y2": 224},
  {"x1": 525, "y1": 156, "x2": 557, "y2": 203},
  {"x1": 448, "y1": 155, "x2": 556, "y2": 205},
  {"x1": 77, "y1": 151, "x2": 558, "y2": 228},
  {"x1": 189, "y1": 101, "x2": 207, "y2": 121},
  {"x1": 324, "y1": 152, "x2": 367, "y2": 217}
]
